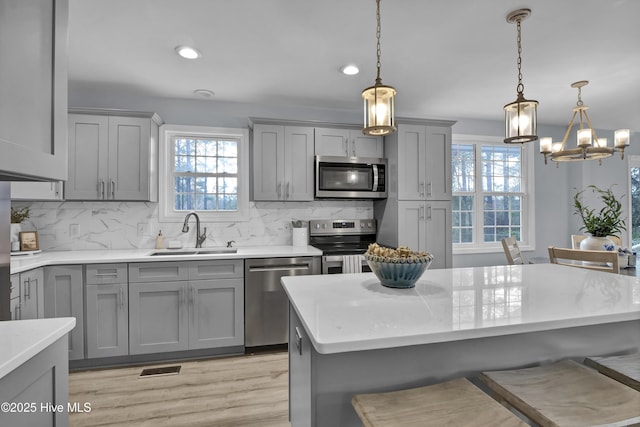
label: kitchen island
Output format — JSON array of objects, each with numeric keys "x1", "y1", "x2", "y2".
[
  {"x1": 282, "y1": 264, "x2": 640, "y2": 427},
  {"x1": 0, "y1": 317, "x2": 76, "y2": 427}
]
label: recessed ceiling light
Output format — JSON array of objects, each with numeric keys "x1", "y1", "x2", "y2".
[
  {"x1": 175, "y1": 45, "x2": 202, "y2": 59},
  {"x1": 194, "y1": 89, "x2": 215, "y2": 99},
  {"x1": 340, "y1": 64, "x2": 360, "y2": 76}
]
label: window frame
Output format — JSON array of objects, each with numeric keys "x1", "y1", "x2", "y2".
[
  {"x1": 159, "y1": 124, "x2": 249, "y2": 223},
  {"x1": 452, "y1": 134, "x2": 536, "y2": 254}
]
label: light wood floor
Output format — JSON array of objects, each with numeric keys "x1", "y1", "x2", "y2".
[{"x1": 68, "y1": 351, "x2": 290, "y2": 427}]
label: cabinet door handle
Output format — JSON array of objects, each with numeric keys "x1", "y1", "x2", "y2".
[
  {"x1": 277, "y1": 182, "x2": 282, "y2": 199},
  {"x1": 100, "y1": 179, "x2": 105, "y2": 199},
  {"x1": 344, "y1": 139, "x2": 348, "y2": 156},
  {"x1": 427, "y1": 182, "x2": 432, "y2": 197},
  {"x1": 23, "y1": 278, "x2": 31, "y2": 299},
  {"x1": 14, "y1": 305, "x2": 20, "y2": 320},
  {"x1": 352, "y1": 139, "x2": 356, "y2": 157},
  {"x1": 111, "y1": 179, "x2": 116, "y2": 199},
  {"x1": 295, "y1": 327, "x2": 303, "y2": 356},
  {"x1": 427, "y1": 206, "x2": 432, "y2": 220},
  {"x1": 286, "y1": 182, "x2": 290, "y2": 200},
  {"x1": 419, "y1": 181, "x2": 425, "y2": 197}
]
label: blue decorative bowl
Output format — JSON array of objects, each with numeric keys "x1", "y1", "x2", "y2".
[{"x1": 365, "y1": 253, "x2": 433, "y2": 288}]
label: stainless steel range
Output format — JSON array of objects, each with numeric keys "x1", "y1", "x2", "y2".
[{"x1": 309, "y1": 219, "x2": 376, "y2": 274}]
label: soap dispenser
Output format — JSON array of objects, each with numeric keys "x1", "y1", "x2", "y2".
[{"x1": 155, "y1": 230, "x2": 165, "y2": 249}]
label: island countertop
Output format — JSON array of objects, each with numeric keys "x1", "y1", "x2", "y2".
[
  {"x1": 0, "y1": 317, "x2": 76, "y2": 380},
  {"x1": 282, "y1": 263, "x2": 640, "y2": 354}
]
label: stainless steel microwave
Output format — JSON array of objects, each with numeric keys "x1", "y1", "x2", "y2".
[{"x1": 315, "y1": 156, "x2": 387, "y2": 199}]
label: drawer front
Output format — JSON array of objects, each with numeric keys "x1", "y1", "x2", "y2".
[
  {"x1": 86, "y1": 263, "x2": 128, "y2": 285},
  {"x1": 129, "y1": 262, "x2": 189, "y2": 283},
  {"x1": 189, "y1": 259, "x2": 244, "y2": 280}
]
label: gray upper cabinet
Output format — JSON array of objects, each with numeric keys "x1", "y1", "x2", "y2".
[
  {"x1": 66, "y1": 110, "x2": 162, "y2": 201},
  {"x1": 396, "y1": 124, "x2": 452, "y2": 201},
  {"x1": 314, "y1": 127, "x2": 384, "y2": 158},
  {"x1": 252, "y1": 124, "x2": 314, "y2": 201},
  {"x1": 11, "y1": 181, "x2": 64, "y2": 201},
  {"x1": 0, "y1": 0, "x2": 68, "y2": 181}
]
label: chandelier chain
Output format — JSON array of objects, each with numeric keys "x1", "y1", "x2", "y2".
[
  {"x1": 516, "y1": 19, "x2": 524, "y2": 94},
  {"x1": 375, "y1": 0, "x2": 382, "y2": 82}
]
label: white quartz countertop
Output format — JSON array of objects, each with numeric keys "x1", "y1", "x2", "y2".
[
  {"x1": 0, "y1": 317, "x2": 76, "y2": 380},
  {"x1": 10, "y1": 245, "x2": 322, "y2": 274},
  {"x1": 282, "y1": 264, "x2": 640, "y2": 354}
]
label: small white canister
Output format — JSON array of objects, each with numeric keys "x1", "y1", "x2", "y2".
[{"x1": 292, "y1": 228, "x2": 308, "y2": 246}]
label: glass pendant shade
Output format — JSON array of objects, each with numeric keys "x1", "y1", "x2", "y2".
[
  {"x1": 504, "y1": 95, "x2": 538, "y2": 143},
  {"x1": 362, "y1": 82, "x2": 396, "y2": 135},
  {"x1": 615, "y1": 129, "x2": 630, "y2": 149},
  {"x1": 577, "y1": 128, "x2": 592, "y2": 147}
]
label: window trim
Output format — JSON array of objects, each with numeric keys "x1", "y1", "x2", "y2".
[
  {"x1": 158, "y1": 124, "x2": 249, "y2": 223},
  {"x1": 452, "y1": 134, "x2": 536, "y2": 255}
]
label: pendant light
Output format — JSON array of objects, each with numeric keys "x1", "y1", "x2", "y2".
[
  {"x1": 539, "y1": 80, "x2": 630, "y2": 165},
  {"x1": 503, "y1": 9, "x2": 538, "y2": 144},
  {"x1": 362, "y1": 0, "x2": 396, "y2": 136}
]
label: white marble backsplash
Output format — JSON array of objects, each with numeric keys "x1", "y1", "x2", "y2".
[{"x1": 12, "y1": 200, "x2": 373, "y2": 251}]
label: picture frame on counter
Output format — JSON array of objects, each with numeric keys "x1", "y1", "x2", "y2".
[{"x1": 19, "y1": 231, "x2": 39, "y2": 251}]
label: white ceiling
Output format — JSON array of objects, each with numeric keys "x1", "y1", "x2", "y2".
[{"x1": 68, "y1": 0, "x2": 640, "y2": 132}]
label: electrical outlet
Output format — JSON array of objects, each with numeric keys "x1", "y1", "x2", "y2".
[{"x1": 69, "y1": 224, "x2": 80, "y2": 237}]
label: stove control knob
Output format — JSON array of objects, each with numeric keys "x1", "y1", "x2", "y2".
[{"x1": 315, "y1": 223, "x2": 320, "y2": 229}]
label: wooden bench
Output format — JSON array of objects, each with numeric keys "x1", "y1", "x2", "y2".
[
  {"x1": 480, "y1": 359, "x2": 640, "y2": 426},
  {"x1": 351, "y1": 377, "x2": 527, "y2": 426},
  {"x1": 584, "y1": 352, "x2": 640, "y2": 392}
]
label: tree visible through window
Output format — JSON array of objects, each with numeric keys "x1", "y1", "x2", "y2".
[
  {"x1": 452, "y1": 135, "x2": 532, "y2": 252},
  {"x1": 172, "y1": 137, "x2": 239, "y2": 212}
]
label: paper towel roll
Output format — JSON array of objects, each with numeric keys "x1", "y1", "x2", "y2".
[{"x1": 292, "y1": 228, "x2": 308, "y2": 246}]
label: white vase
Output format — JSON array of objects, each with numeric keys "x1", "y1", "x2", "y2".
[
  {"x1": 579, "y1": 235, "x2": 615, "y2": 251},
  {"x1": 10, "y1": 223, "x2": 21, "y2": 243}
]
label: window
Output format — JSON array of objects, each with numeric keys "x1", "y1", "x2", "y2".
[
  {"x1": 629, "y1": 155, "x2": 640, "y2": 249},
  {"x1": 159, "y1": 125, "x2": 249, "y2": 222},
  {"x1": 452, "y1": 135, "x2": 535, "y2": 253}
]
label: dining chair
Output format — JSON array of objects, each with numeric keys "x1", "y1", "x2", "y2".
[
  {"x1": 547, "y1": 246, "x2": 619, "y2": 273},
  {"x1": 501, "y1": 236, "x2": 526, "y2": 265},
  {"x1": 571, "y1": 234, "x2": 621, "y2": 249}
]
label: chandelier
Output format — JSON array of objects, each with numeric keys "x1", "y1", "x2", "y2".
[
  {"x1": 504, "y1": 8, "x2": 538, "y2": 144},
  {"x1": 540, "y1": 81, "x2": 630, "y2": 165},
  {"x1": 362, "y1": 0, "x2": 396, "y2": 136}
]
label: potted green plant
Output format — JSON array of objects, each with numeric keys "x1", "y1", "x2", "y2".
[
  {"x1": 10, "y1": 206, "x2": 30, "y2": 251},
  {"x1": 573, "y1": 185, "x2": 626, "y2": 250}
]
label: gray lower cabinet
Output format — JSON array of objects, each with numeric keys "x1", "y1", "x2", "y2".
[
  {"x1": 0, "y1": 336, "x2": 69, "y2": 427},
  {"x1": 19, "y1": 268, "x2": 44, "y2": 320},
  {"x1": 10, "y1": 274, "x2": 20, "y2": 320},
  {"x1": 85, "y1": 264, "x2": 129, "y2": 358},
  {"x1": 129, "y1": 280, "x2": 189, "y2": 354},
  {"x1": 128, "y1": 260, "x2": 244, "y2": 355},
  {"x1": 44, "y1": 265, "x2": 85, "y2": 360}
]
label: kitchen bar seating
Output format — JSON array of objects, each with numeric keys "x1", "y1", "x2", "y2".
[
  {"x1": 351, "y1": 377, "x2": 527, "y2": 426},
  {"x1": 584, "y1": 352, "x2": 640, "y2": 392},
  {"x1": 548, "y1": 246, "x2": 619, "y2": 273},
  {"x1": 480, "y1": 359, "x2": 640, "y2": 427},
  {"x1": 502, "y1": 236, "x2": 526, "y2": 265}
]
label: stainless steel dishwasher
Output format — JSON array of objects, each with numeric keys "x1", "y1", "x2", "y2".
[{"x1": 244, "y1": 257, "x2": 320, "y2": 348}]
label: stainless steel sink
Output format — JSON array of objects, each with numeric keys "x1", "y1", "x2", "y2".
[{"x1": 149, "y1": 248, "x2": 237, "y2": 256}]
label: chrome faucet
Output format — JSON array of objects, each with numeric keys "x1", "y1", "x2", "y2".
[{"x1": 182, "y1": 212, "x2": 206, "y2": 248}]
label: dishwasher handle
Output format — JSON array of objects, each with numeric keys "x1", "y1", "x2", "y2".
[{"x1": 247, "y1": 263, "x2": 313, "y2": 273}]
